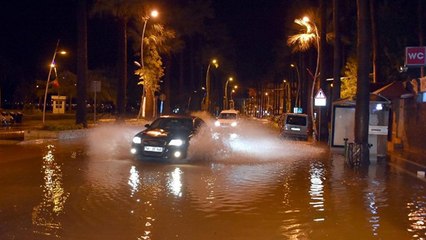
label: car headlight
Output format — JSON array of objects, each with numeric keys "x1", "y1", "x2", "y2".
[
  {"x1": 214, "y1": 121, "x2": 221, "y2": 127},
  {"x1": 132, "y1": 136, "x2": 142, "y2": 144},
  {"x1": 231, "y1": 121, "x2": 237, "y2": 127},
  {"x1": 169, "y1": 139, "x2": 184, "y2": 146}
]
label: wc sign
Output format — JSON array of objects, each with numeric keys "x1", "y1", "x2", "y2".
[{"x1": 405, "y1": 47, "x2": 426, "y2": 66}]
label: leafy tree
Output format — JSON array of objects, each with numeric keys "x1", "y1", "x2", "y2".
[
  {"x1": 134, "y1": 23, "x2": 175, "y2": 119},
  {"x1": 341, "y1": 56, "x2": 357, "y2": 99}
]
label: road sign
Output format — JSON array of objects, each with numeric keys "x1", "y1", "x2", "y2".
[
  {"x1": 405, "y1": 47, "x2": 426, "y2": 66},
  {"x1": 91, "y1": 81, "x2": 101, "y2": 92},
  {"x1": 314, "y1": 88, "x2": 326, "y2": 106}
]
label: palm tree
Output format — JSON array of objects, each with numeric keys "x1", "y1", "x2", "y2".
[
  {"x1": 77, "y1": 0, "x2": 88, "y2": 127},
  {"x1": 287, "y1": 14, "x2": 320, "y2": 140},
  {"x1": 92, "y1": 0, "x2": 139, "y2": 121},
  {"x1": 355, "y1": 0, "x2": 371, "y2": 165},
  {"x1": 332, "y1": 0, "x2": 342, "y2": 101}
]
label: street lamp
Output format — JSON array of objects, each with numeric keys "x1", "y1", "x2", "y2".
[
  {"x1": 224, "y1": 77, "x2": 233, "y2": 109},
  {"x1": 290, "y1": 63, "x2": 301, "y2": 107},
  {"x1": 264, "y1": 92, "x2": 270, "y2": 116},
  {"x1": 42, "y1": 39, "x2": 66, "y2": 124},
  {"x1": 139, "y1": 9, "x2": 159, "y2": 118},
  {"x1": 204, "y1": 58, "x2": 219, "y2": 111},
  {"x1": 141, "y1": 9, "x2": 159, "y2": 69},
  {"x1": 283, "y1": 79, "x2": 291, "y2": 113},
  {"x1": 230, "y1": 86, "x2": 237, "y2": 101}
]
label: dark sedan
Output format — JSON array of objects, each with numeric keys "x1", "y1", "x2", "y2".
[{"x1": 130, "y1": 115, "x2": 205, "y2": 161}]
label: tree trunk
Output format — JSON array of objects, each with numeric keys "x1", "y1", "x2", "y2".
[
  {"x1": 355, "y1": 0, "x2": 371, "y2": 165},
  {"x1": 319, "y1": 0, "x2": 328, "y2": 141},
  {"x1": 145, "y1": 88, "x2": 154, "y2": 119},
  {"x1": 116, "y1": 18, "x2": 127, "y2": 121},
  {"x1": 370, "y1": 0, "x2": 379, "y2": 84},
  {"x1": 333, "y1": 0, "x2": 342, "y2": 102},
  {"x1": 76, "y1": 0, "x2": 88, "y2": 127}
]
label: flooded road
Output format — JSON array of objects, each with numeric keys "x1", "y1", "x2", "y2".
[{"x1": 0, "y1": 122, "x2": 425, "y2": 240}]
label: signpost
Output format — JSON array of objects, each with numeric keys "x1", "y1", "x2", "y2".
[
  {"x1": 314, "y1": 88, "x2": 327, "y2": 141},
  {"x1": 92, "y1": 81, "x2": 101, "y2": 123},
  {"x1": 405, "y1": 46, "x2": 426, "y2": 66}
]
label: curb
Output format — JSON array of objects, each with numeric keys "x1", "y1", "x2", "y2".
[{"x1": 24, "y1": 129, "x2": 89, "y2": 141}]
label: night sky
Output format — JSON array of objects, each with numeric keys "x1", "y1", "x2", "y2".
[
  {"x1": 6, "y1": 0, "x2": 421, "y2": 106},
  {"x1": 0, "y1": 0, "x2": 295, "y2": 84}
]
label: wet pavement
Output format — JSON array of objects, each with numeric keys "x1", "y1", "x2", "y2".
[{"x1": 0, "y1": 121, "x2": 425, "y2": 240}]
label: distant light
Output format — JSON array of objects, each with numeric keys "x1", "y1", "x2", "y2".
[
  {"x1": 375, "y1": 104, "x2": 383, "y2": 111},
  {"x1": 130, "y1": 148, "x2": 137, "y2": 154}
]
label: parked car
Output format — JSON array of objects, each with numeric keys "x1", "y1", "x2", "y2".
[
  {"x1": 1, "y1": 111, "x2": 15, "y2": 126},
  {"x1": 280, "y1": 113, "x2": 309, "y2": 141},
  {"x1": 131, "y1": 115, "x2": 206, "y2": 161},
  {"x1": 214, "y1": 109, "x2": 239, "y2": 128}
]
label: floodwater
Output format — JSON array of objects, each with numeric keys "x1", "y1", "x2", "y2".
[{"x1": 0, "y1": 120, "x2": 425, "y2": 240}]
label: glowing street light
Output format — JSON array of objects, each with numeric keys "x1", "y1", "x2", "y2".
[
  {"x1": 230, "y1": 86, "x2": 237, "y2": 101},
  {"x1": 204, "y1": 58, "x2": 219, "y2": 111},
  {"x1": 138, "y1": 9, "x2": 159, "y2": 118},
  {"x1": 42, "y1": 39, "x2": 67, "y2": 124},
  {"x1": 141, "y1": 9, "x2": 159, "y2": 69},
  {"x1": 224, "y1": 77, "x2": 233, "y2": 109}
]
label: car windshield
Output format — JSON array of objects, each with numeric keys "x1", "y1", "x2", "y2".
[
  {"x1": 149, "y1": 118, "x2": 193, "y2": 130},
  {"x1": 286, "y1": 115, "x2": 307, "y2": 126},
  {"x1": 218, "y1": 113, "x2": 237, "y2": 119}
]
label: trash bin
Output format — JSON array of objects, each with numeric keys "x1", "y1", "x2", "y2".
[{"x1": 15, "y1": 112, "x2": 23, "y2": 123}]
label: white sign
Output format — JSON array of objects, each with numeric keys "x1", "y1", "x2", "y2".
[
  {"x1": 314, "y1": 89, "x2": 326, "y2": 106},
  {"x1": 368, "y1": 125, "x2": 388, "y2": 135}
]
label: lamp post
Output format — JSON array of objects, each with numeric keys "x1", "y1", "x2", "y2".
[
  {"x1": 224, "y1": 77, "x2": 233, "y2": 109},
  {"x1": 265, "y1": 92, "x2": 270, "y2": 116},
  {"x1": 282, "y1": 79, "x2": 291, "y2": 113},
  {"x1": 139, "y1": 9, "x2": 158, "y2": 118},
  {"x1": 204, "y1": 59, "x2": 218, "y2": 112},
  {"x1": 42, "y1": 39, "x2": 66, "y2": 124},
  {"x1": 141, "y1": 10, "x2": 158, "y2": 69}
]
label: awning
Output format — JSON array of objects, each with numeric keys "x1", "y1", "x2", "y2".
[{"x1": 372, "y1": 81, "x2": 413, "y2": 100}]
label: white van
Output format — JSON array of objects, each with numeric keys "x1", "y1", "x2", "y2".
[
  {"x1": 281, "y1": 113, "x2": 309, "y2": 141},
  {"x1": 215, "y1": 109, "x2": 239, "y2": 128}
]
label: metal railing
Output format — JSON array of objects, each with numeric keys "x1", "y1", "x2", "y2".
[{"x1": 344, "y1": 138, "x2": 371, "y2": 167}]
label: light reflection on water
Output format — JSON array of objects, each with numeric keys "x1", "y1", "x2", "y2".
[
  {"x1": 309, "y1": 162, "x2": 325, "y2": 222},
  {"x1": 32, "y1": 144, "x2": 69, "y2": 237},
  {"x1": 9, "y1": 123, "x2": 424, "y2": 240},
  {"x1": 407, "y1": 185, "x2": 426, "y2": 239}
]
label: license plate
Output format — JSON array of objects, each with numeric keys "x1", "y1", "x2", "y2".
[
  {"x1": 290, "y1": 127, "x2": 301, "y2": 131},
  {"x1": 144, "y1": 146, "x2": 164, "y2": 152}
]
